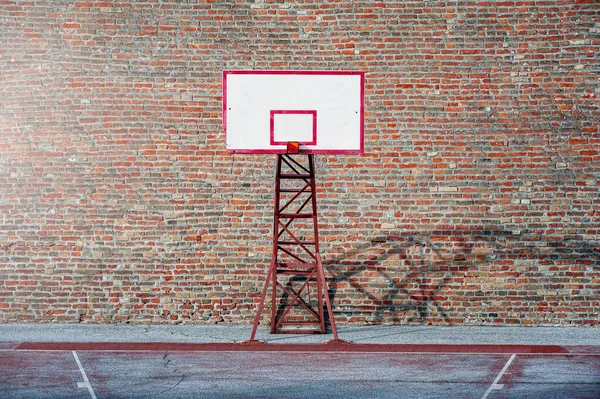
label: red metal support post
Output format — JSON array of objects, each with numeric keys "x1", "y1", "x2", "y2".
[{"x1": 249, "y1": 154, "x2": 338, "y2": 340}]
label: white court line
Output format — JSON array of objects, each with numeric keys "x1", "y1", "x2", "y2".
[
  {"x1": 72, "y1": 351, "x2": 98, "y2": 399},
  {"x1": 480, "y1": 353, "x2": 516, "y2": 399}
]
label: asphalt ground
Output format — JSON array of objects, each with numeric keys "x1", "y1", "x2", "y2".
[{"x1": 1, "y1": 324, "x2": 599, "y2": 399}]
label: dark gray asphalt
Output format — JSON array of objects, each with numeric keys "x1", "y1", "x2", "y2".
[
  {"x1": 2, "y1": 348, "x2": 599, "y2": 399},
  {"x1": 0, "y1": 324, "x2": 598, "y2": 398}
]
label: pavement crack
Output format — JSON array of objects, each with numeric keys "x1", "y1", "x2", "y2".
[
  {"x1": 162, "y1": 352, "x2": 172, "y2": 366},
  {"x1": 159, "y1": 352, "x2": 184, "y2": 395},
  {"x1": 159, "y1": 374, "x2": 185, "y2": 395}
]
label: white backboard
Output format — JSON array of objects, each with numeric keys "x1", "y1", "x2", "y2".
[{"x1": 223, "y1": 70, "x2": 364, "y2": 154}]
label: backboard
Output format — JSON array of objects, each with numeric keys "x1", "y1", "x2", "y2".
[{"x1": 223, "y1": 70, "x2": 364, "y2": 154}]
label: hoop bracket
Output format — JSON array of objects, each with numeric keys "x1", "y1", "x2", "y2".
[{"x1": 286, "y1": 142, "x2": 300, "y2": 154}]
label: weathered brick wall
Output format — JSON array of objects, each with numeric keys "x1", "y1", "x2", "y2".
[{"x1": 1, "y1": 1, "x2": 598, "y2": 326}]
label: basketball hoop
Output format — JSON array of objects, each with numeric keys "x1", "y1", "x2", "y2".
[{"x1": 222, "y1": 70, "x2": 365, "y2": 340}]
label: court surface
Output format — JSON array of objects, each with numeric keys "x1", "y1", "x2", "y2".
[{"x1": 1, "y1": 325, "x2": 599, "y2": 399}]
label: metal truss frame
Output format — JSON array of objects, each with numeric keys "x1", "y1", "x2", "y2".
[{"x1": 249, "y1": 154, "x2": 339, "y2": 341}]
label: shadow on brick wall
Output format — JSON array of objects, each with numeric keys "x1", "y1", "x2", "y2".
[{"x1": 323, "y1": 228, "x2": 599, "y2": 326}]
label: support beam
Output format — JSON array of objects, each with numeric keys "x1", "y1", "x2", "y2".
[{"x1": 250, "y1": 154, "x2": 338, "y2": 340}]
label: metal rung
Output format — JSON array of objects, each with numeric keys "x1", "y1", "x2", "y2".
[
  {"x1": 274, "y1": 329, "x2": 323, "y2": 335},
  {"x1": 277, "y1": 262, "x2": 317, "y2": 275},
  {"x1": 276, "y1": 269, "x2": 316, "y2": 276},
  {"x1": 278, "y1": 241, "x2": 316, "y2": 246},
  {"x1": 278, "y1": 213, "x2": 313, "y2": 219},
  {"x1": 278, "y1": 319, "x2": 321, "y2": 325},
  {"x1": 280, "y1": 173, "x2": 312, "y2": 179},
  {"x1": 276, "y1": 268, "x2": 317, "y2": 275},
  {"x1": 279, "y1": 188, "x2": 309, "y2": 193},
  {"x1": 278, "y1": 262, "x2": 317, "y2": 269}
]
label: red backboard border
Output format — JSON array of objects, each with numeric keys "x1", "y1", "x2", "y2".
[{"x1": 222, "y1": 70, "x2": 365, "y2": 155}]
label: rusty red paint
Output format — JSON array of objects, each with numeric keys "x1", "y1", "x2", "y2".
[
  {"x1": 250, "y1": 154, "x2": 339, "y2": 340},
  {"x1": 14, "y1": 342, "x2": 591, "y2": 354}
]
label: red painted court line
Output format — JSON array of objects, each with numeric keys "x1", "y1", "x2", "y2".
[
  {"x1": 12, "y1": 342, "x2": 599, "y2": 354},
  {"x1": 0, "y1": 342, "x2": 19, "y2": 350}
]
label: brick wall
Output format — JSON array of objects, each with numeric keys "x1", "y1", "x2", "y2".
[{"x1": 0, "y1": 0, "x2": 598, "y2": 326}]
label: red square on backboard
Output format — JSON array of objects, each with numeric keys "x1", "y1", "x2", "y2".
[{"x1": 270, "y1": 110, "x2": 317, "y2": 146}]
